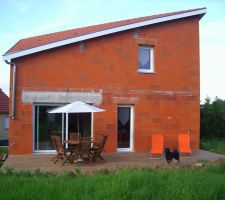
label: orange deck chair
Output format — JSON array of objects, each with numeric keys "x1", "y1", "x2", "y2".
[
  {"x1": 150, "y1": 134, "x2": 164, "y2": 157},
  {"x1": 178, "y1": 133, "x2": 192, "y2": 155}
]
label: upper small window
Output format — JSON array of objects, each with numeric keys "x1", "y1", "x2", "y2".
[{"x1": 138, "y1": 46, "x2": 154, "y2": 73}]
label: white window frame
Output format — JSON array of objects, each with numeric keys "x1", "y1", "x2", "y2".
[
  {"x1": 33, "y1": 103, "x2": 63, "y2": 153},
  {"x1": 138, "y1": 45, "x2": 155, "y2": 73},
  {"x1": 32, "y1": 103, "x2": 94, "y2": 153},
  {"x1": 117, "y1": 105, "x2": 134, "y2": 152}
]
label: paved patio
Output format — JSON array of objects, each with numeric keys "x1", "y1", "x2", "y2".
[{"x1": 2, "y1": 150, "x2": 225, "y2": 173}]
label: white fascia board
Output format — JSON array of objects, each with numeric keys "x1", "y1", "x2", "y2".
[{"x1": 3, "y1": 8, "x2": 206, "y2": 61}]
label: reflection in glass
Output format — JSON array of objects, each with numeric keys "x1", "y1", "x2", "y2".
[
  {"x1": 34, "y1": 105, "x2": 92, "y2": 151},
  {"x1": 117, "y1": 107, "x2": 130, "y2": 148},
  {"x1": 35, "y1": 105, "x2": 62, "y2": 151}
]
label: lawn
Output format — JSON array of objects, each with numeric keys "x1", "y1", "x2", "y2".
[
  {"x1": 0, "y1": 161, "x2": 225, "y2": 200},
  {"x1": 201, "y1": 138, "x2": 225, "y2": 155}
]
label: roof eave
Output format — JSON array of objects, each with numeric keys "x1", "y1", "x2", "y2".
[{"x1": 2, "y1": 8, "x2": 207, "y2": 62}]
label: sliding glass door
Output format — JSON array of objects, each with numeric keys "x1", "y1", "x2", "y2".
[
  {"x1": 34, "y1": 104, "x2": 92, "y2": 152},
  {"x1": 34, "y1": 105, "x2": 63, "y2": 152}
]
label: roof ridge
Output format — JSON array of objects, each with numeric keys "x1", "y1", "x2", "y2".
[{"x1": 3, "y1": 7, "x2": 206, "y2": 59}]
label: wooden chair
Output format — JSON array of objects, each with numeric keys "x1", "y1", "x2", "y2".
[
  {"x1": 75, "y1": 137, "x2": 92, "y2": 165},
  {"x1": 0, "y1": 153, "x2": 7, "y2": 161},
  {"x1": 92, "y1": 134, "x2": 104, "y2": 149},
  {"x1": 69, "y1": 132, "x2": 79, "y2": 152},
  {"x1": 70, "y1": 132, "x2": 79, "y2": 140},
  {"x1": 91, "y1": 135, "x2": 108, "y2": 162},
  {"x1": 51, "y1": 135, "x2": 73, "y2": 165},
  {"x1": 178, "y1": 134, "x2": 192, "y2": 155},
  {"x1": 150, "y1": 134, "x2": 164, "y2": 158}
]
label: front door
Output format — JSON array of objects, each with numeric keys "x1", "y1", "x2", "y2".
[{"x1": 117, "y1": 106, "x2": 134, "y2": 152}]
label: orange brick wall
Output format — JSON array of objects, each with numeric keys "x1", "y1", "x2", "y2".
[{"x1": 9, "y1": 16, "x2": 200, "y2": 154}]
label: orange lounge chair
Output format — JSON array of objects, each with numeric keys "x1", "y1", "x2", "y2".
[
  {"x1": 178, "y1": 134, "x2": 192, "y2": 155},
  {"x1": 150, "y1": 134, "x2": 164, "y2": 157}
]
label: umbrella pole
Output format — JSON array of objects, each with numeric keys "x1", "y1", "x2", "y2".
[
  {"x1": 77, "y1": 113, "x2": 80, "y2": 137},
  {"x1": 66, "y1": 113, "x2": 68, "y2": 148},
  {"x1": 62, "y1": 113, "x2": 64, "y2": 141}
]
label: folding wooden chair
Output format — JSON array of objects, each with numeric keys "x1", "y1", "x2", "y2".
[
  {"x1": 75, "y1": 137, "x2": 92, "y2": 165},
  {"x1": 51, "y1": 135, "x2": 73, "y2": 165},
  {"x1": 0, "y1": 153, "x2": 7, "y2": 161},
  {"x1": 70, "y1": 132, "x2": 79, "y2": 140},
  {"x1": 91, "y1": 134, "x2": 108, "y2": 162},
  {"x1": 69, "y1": 132, "x2": 79, "y2": 152}
]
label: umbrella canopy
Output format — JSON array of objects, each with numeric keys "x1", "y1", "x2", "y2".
[
  {"x1": 48, "y1": 101, "x2": 105, "y2": 114},
  {"x1": 48, "y1": 101, "x2": 105, "y2": 142}
]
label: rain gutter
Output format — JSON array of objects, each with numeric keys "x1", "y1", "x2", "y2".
[{"x1": 5, "y1": 60, "x2": 16, "y2": 119}]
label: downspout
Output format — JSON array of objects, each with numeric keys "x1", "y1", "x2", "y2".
[{"x1": 5, "y1": 60, "x2": 16, "y2": 119}]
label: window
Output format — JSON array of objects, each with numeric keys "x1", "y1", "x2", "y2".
[
  {"x1": 138, "y1": 46, "x2": 154, "y2": 73},
  {"x1": 4, "y1": 117, "x2": 9, "y2": 130}
]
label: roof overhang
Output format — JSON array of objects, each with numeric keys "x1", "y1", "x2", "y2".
[{"x1": 3, "y1": 8, "x2": 207, "y2": 62}]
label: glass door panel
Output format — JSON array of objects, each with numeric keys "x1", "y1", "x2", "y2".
[
  {"x1": 117, "y1": 106, "x2": 132, "y2": 150},
  {"x1": 34, "y1": 105, "x2": 92, "y2": 152},
  {"x1": 68, "y1": 113, "x2": 91, "y2": 137},
  {"x1": 34, "y1": 105, "x2": 62, "y2": 151}
]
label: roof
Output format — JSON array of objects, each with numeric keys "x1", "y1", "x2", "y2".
[
  {"x1": 0, "y1": 89, "x2": 9, "y2": 114},
  {"x1": 3, "y1": 7, "x2": 206, "y2": 61}
]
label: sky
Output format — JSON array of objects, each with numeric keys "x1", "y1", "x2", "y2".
[{"x1": 0, "y1": 0, "x2": 225, "y2": 102}]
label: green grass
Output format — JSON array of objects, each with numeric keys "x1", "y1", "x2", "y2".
[
  {"x1": 201, "y1": 138, "x2": 225, "y2": 155},
  {"x1": 0, "y1": 162, "x2": 225, "y2": 200}
]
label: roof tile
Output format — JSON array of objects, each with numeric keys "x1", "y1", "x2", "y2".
[
  {"x1": 5, "y1": 8, "x2": 205, "y2": 55},
  {"x1": 0, "y1": 89, "x2": 9, "y2": 114}
]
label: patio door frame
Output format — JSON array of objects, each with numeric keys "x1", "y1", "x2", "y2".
[
  {"x1": 33, "y1": 103, "x2": 63, "y2": 153},
  {"x1": 33, "y1": 103, "x2": 94, "y2": 153},
  {"x1": 117, "y1": 105, "x2": 134, "y2": 152}
]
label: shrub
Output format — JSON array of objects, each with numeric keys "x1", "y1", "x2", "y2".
[{"x1": 200, "y1": 97, "x2": 225, "y2": 138}]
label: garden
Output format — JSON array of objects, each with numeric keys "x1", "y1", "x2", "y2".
[{"x1": 0, "y1": 160, "x2": 224, "y2": 200}]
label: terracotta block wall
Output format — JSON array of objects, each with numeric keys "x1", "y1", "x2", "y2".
[{"x1": 8, "y1": 16, "x2": 200, "y2": 154}]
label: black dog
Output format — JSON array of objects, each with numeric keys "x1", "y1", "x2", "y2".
[{"x1": 164, "y1": 148, "x2": 180, "y2": 163}]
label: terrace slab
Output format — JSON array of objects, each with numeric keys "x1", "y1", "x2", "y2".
[{"x1": 1, "y1": 150, "x2": 225, "y2": 173}]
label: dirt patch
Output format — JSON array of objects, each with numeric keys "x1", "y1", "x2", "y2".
[{"x1": 78, "y1": 159, "x2": 225, "y2": 176}]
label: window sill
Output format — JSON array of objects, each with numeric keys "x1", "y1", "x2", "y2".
[{"x1": 138, "y1": 69, "x2": 156, "y2": 74}]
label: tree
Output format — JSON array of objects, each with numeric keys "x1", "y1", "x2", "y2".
[{"x1": 200, "y1": 97, "x2": 225, "y2": 138}]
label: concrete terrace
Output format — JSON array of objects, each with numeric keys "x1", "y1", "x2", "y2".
[{"x1": 2, "y1": 150, "x2": 225, "y2": 173}]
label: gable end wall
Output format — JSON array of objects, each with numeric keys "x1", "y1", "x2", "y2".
[{"x1": 9, "y1": 17, "x2": 200, "y2": 154}]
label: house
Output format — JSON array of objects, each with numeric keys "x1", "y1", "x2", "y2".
[
  {"x1": 2, "y1": 8, "x2": 206, "y2": 155},
  {"x1": 0, "y1": 89, "x2": 9, "y2": 146}
]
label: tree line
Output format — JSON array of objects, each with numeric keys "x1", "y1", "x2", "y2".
[{"x1": 200, "y1": 97, "x2": 225, "y2": 138}]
